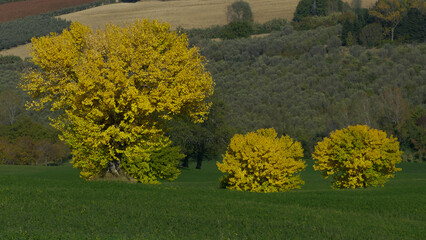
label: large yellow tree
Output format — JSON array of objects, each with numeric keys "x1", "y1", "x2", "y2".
[{"x1": 21, "y1": 20, "x2": 214, "y2": 183}]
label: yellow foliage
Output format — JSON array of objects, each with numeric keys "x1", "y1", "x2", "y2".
[
  {"x1": 217, "y1": 128, "x2": 306, "y2": 193},
  {"x1": 312, "y1": 125, "x2": 402, "y2": 189},
  {"x1": 369, "y1": 0, "x2": 423, "y2": 40},
  {"x1": 21, "y1": 20, "x2": 214, "y2": 183}
]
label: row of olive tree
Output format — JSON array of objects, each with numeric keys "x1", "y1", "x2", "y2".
[
  {"x1": 0, "y1": 14, "x2": 70, "y2": 50},
  {"x1": 197, "y1": 25, "x2": 425, "y2": 161}
]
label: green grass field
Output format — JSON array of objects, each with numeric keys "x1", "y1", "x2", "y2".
[{"x1": 0, "y1": 160, "x2": 425, "y2": 239}]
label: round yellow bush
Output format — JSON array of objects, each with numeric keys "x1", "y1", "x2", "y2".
[
  {"x1": 312, "y1": 125, "x2": 402, "y2": 189},
  {"x1": 217, "y1": 128, "x2": 306, "y2": 192}
]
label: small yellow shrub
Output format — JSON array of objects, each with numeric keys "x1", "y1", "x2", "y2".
[
  {"x1": 217, "y1": 128, "x2": 306, "y2": 192},
  {"x1": 312, "y1": 125, "x2": 402, "y2": 189}
]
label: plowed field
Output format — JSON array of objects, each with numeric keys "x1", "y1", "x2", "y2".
[{"x1": 0, "y1": 0, "x2": 101, "y2": 22}]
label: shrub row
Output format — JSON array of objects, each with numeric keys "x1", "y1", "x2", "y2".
[
  {"x1": 183, "y1": 18, "x2": 288, "y2": 41},
  {"x1": 0, "y1": 115, "x2": 70, "y2": 166},
  {"x1": 0, "y1": 136, "x2": 70, "y2": 166},
  {"x1": 218, "y1": 125, "x2": 402, "y2": 192}
]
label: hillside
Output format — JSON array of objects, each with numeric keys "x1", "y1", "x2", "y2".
[
  {"x1": 59, "y1": 0, "x2": 377, "y2": 30},
  {"x1": 199, "y1": 26, "x2": 426, "y2": 158},
  {"x1": 0, "y1": 0, "x2": 378, "y2": 58}
]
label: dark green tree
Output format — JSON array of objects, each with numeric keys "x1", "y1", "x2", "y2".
[
  {"x1": 226, "y1": 0, "x2": 253, "y2": 23},
  {"x1": 294, "y1": 0, "x2": 314, "y2": 21},
  {"x1": 166, "y1": 98, "x2": 233, "y2": 169},
  {"x1": 294, "y1": 0, "x2": 346, "y2": 21},
  {"x1": 400, "y1": 107, "x2": 426, "y2": 162},
  {"x1": 360, "y1": 22, "x2": 384, "y2": 46},
  {"x1": 395, "y1": 8, "x2": 426, "y2": 42},
  {"x1": 221, "y1": 20, "x2": 253, "y2": 39}
]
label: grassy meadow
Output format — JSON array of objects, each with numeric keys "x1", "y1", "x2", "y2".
[
  {"x1": 0, "y1": 160, "x2": 425, "y2": 239},
  {"x1": 0, "y1": 1, "x2": 424, "y2": 239}
]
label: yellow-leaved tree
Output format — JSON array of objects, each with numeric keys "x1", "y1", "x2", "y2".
[
  {"x1": 312, "y1": 125, "x2": 402, "y2": 189},
  {"x1": 369, "y1": 0, "x2": 423, "y2": 41},
  {"x1": 217, "y1": 128, "x2": 306, "y2": 192},
  {"x1": 20, "y1": 20, "x2": 214, "y2": 183}
]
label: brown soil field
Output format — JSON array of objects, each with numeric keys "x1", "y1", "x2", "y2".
[
  {"x1": 0, "y1": 0, "x2": 101, "y2": 22},
  {"x1": 1, "y1": 0, "x2": 378, "y2": 58}
]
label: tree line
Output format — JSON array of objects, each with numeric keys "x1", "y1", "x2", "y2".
[
  {"x1": 293, "y1": 0, "x2": 425, "y2": 45},
  {"x1": 0, "y1": 55, "x2": 69, "y2": 165}
]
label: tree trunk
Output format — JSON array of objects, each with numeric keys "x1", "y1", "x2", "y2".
[
  {"x1": 196, "y1": 153, "x2": 203, "y2": 169},
  {"x1": 181, "y1": 156, "x2": 189, "y2": 168},
  {"x1": 312, "y1": 0, "x2": 317, "y2": 15},
  {"x1": 108, "y1": 160, "x2": 121, "y2": 177},
  {"x1": 195, "y1": 144, "x2": 204, "y2": 169}
]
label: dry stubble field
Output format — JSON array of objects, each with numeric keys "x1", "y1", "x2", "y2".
[
  {"x1": 59, "y1": 0, "x2": 377, "y2": 30},
  {"x1": 0, "y1": 0, "x2": 378, "y2": 58},
  {"x1": 60, "y1": 0, "x2": 297, "y2": 30}
]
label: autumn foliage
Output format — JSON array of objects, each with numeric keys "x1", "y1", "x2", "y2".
[
  {"x1": 217, "y1": 128, "x2": 306, "y2": 192},
  {"x1": 21, "y1": 20, "x2": 214, "y2": 183},
  {"x1": 312, "y1": 125, "x2": 402, "y2": 189}
]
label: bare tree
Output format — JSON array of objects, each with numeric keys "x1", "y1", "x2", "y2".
[
  {"x1": 379, "y1": 87, "x2": 410, "y2": 130},
  {"x1": 0, "y1": 90, "x2": 22, "y2": 125}
]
